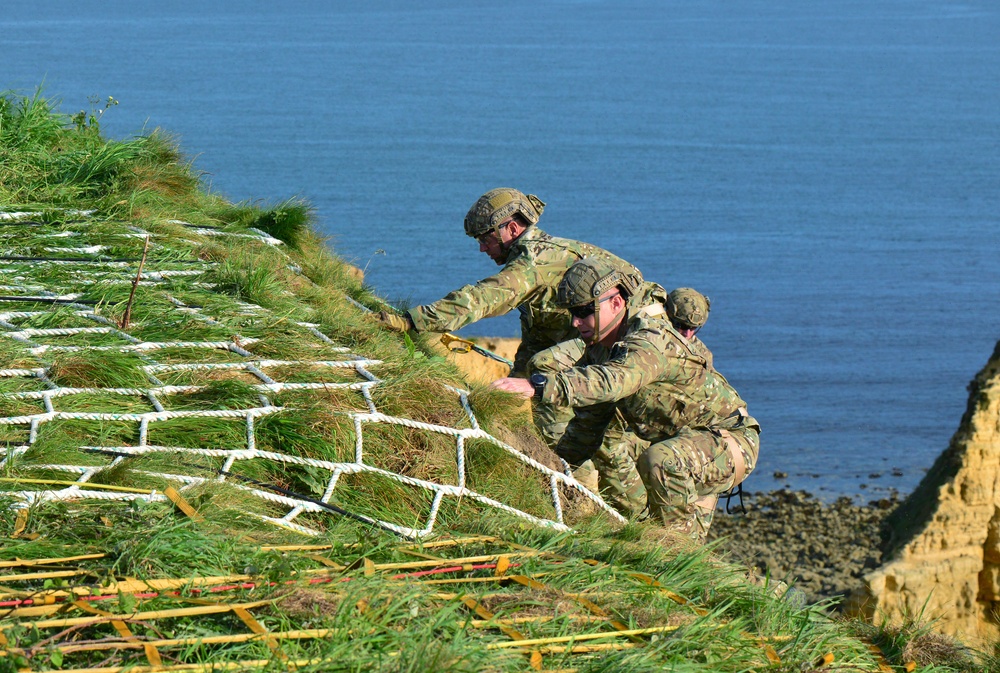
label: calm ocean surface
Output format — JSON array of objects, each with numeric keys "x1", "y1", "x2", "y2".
[{"x1": 5, "y1": 1, "x2": 999, "y2": 499}]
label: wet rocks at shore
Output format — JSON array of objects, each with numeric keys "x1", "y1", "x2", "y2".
[{"x1": 707, "y1": 488, "x2": 900, "y2": 606}]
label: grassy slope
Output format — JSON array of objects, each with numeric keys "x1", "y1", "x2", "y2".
[{"x1": 0, "y1": 90, "x2": 990, "y2": 673}]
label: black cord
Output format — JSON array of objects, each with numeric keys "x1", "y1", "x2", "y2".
[{"x1": 720, "y1": 483, "x2": 746, "y2": 515}]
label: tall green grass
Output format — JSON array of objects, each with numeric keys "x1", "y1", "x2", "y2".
[{"x1": 0, "y1": 87, "x2": 992, "y2": 672}]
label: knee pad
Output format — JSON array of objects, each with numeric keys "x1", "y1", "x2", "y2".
[{"x1": 640, "y1": 446, "x2": 682, "y2": 477}]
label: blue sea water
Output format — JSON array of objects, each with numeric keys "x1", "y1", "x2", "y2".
[{"x1": 4, "y1": 0, "x2": 999, "y2": 499}]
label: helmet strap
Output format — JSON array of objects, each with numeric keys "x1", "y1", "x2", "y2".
[
  {"x1": 491, "y1": 220, "x2": 523, "y2": 263},
  {"x1": 493, "y1": 222, "x2": 508, "y2": 248},
  {"x1": 590, "y1": 294, "x2": 624, "y2": 345},
  {"x1": 485, "y1": 222, "x2": 508, "y2": 263},
  {"x1": 589, "y1": 300, "x2": 602, "y2": 345}
]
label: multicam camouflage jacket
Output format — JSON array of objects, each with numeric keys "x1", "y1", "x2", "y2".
[
  {"x1": 537, "y1": 284, "x2": 757, "y2": 463},
  {"x1": 407, "y1": 226, "x2": 642, "y2": 375}
]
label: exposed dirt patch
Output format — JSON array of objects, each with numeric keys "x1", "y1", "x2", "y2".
[
  {"x1": 491, "y1": 424, "x2": 562, "y2": 473},
  {"x1": 278, "y1": 588, "x2": 342, "y2": 618},
  {"x1": 477, "y1": 590, "x2": 580, "y2": 618}
]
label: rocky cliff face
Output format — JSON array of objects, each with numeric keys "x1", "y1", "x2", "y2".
[{"x1": 854, "y1": 340, "x2": 1000, "y2": 642}]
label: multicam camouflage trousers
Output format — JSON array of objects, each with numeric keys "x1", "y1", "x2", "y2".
[
  {"x1": 636, "y1": 424, "x2": 759, "y2": 542},
  {"x1": 528, "y1": 341, "x2": 648, "y2": 518}
]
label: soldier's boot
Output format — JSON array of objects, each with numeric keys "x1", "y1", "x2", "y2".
[
  {"x1": 643, "y1": 498, "x2": 704, "y2": 542},
  {"x1": 744, "y1": 570, "x2": 799, "y2": 604},
  {"x1": 571, "y1": 460, "x2": 600, "y2": 492},
  {"x1": 693, "y1": 495, "x2": 718, "y2": 542}
]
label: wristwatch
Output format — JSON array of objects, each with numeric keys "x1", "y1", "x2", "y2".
[{"x1": 529, "y1": 373, "x2": 547, "y2": 401}]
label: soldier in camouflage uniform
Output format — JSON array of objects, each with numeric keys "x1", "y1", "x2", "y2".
[
  {"x1": 665, "y1": 287, "x2": 713, "y2": 369},
  {"x1": 493, "y1": 259, "x2": 760, "y2": 541},
  {"x1": 374, "y1": 188, "x2": 647, "y2": 516}
]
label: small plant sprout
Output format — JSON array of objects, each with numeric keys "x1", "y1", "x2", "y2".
[
  {"x1": 363, "y1": 248, "x2": 386, "y2": 275},
  {"x1": 71, "y1": 95, "x2": 119, "y2": 133},
  {"x1": 119, "y1": 235, "x2": 150, "y2": 329}
]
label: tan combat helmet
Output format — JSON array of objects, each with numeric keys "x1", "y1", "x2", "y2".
[
  {"x1": 666, "y1": 287, "x2": 711, "y2": 329},
  {"x1": 557, "y1": 257, "x2": 641, "y2": 344},
  {"x1": 464, "y1": 188, "x2": 545, "y2": 241}
]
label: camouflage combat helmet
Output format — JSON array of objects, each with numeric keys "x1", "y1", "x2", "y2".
[
  {"x1": 557, "y1": 258, "x2": 624, "y2": 308},
  {"x1": 464, "y1": 188, "x2": 545, "y2": 239},
  {"x1": 557, "y1": 258, "x2": 640, "y2": 344},
  {"x1": 666, "y1": 287, "x2": 711, "y2": 329}
]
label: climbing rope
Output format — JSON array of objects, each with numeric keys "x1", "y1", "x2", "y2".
[{"x1": 0, "y1": 212, "x2": 626, "y2": 540}]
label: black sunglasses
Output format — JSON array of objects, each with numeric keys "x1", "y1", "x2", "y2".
[
  {"x1": 475, "y1": 219, "x2": 514, "y2": 244},
  {"x1": 567, "y1": 293, "x2": 619, "y2": 319}
]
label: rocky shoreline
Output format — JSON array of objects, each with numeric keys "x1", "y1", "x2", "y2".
[{"x1": 707, "y1": 488, "x2": 900, "y2": 606}]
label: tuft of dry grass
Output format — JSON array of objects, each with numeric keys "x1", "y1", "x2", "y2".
[{"x1": 902, "y1": 630, "x2": 974, "y2": 667}]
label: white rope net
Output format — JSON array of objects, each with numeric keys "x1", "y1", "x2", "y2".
[{"x1": 0, "y1": 212, "x2": 625, "y2": 539}]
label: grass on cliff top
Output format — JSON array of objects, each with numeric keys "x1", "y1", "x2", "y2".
[{"x1": 0, "y1": 88, "x2": 996, "y2": 672}]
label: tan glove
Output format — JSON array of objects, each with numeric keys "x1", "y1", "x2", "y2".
[{"x1": 376, "y1": 310, "x2": 414, "y2": 332}]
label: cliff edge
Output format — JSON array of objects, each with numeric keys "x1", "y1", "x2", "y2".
[{"x1": 853, "y1": 339, "x2": 1000, "y2": 642}]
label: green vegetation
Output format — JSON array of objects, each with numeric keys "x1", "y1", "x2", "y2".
[{"x1": 0, "y1": 88, "x2": 994, "y2": 672}]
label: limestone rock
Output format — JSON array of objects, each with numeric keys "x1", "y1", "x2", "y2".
[
  {"x1": 342, "y1": 262, "x2": 364, "y2": 282},
  {"x1": 851, "y1": 340, "x2": 1000, "y2": 643}
]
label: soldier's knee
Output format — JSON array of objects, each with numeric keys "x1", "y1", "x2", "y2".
[{"x1": 638, "y1": 445, "x2": 683, "y2": 480}]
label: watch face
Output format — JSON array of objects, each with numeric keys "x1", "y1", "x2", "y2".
[{"x1": 530, "y1": 373, "x2": 546, "y2": 386}]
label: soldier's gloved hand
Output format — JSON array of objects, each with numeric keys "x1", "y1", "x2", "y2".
[{"x1": 375, "y1": 310, "x2": 414, "y2": 332}]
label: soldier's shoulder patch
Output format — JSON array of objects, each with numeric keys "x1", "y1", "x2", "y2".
[{"x1": 609, "y1": 342, "x2": 629, "y2": 363}]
